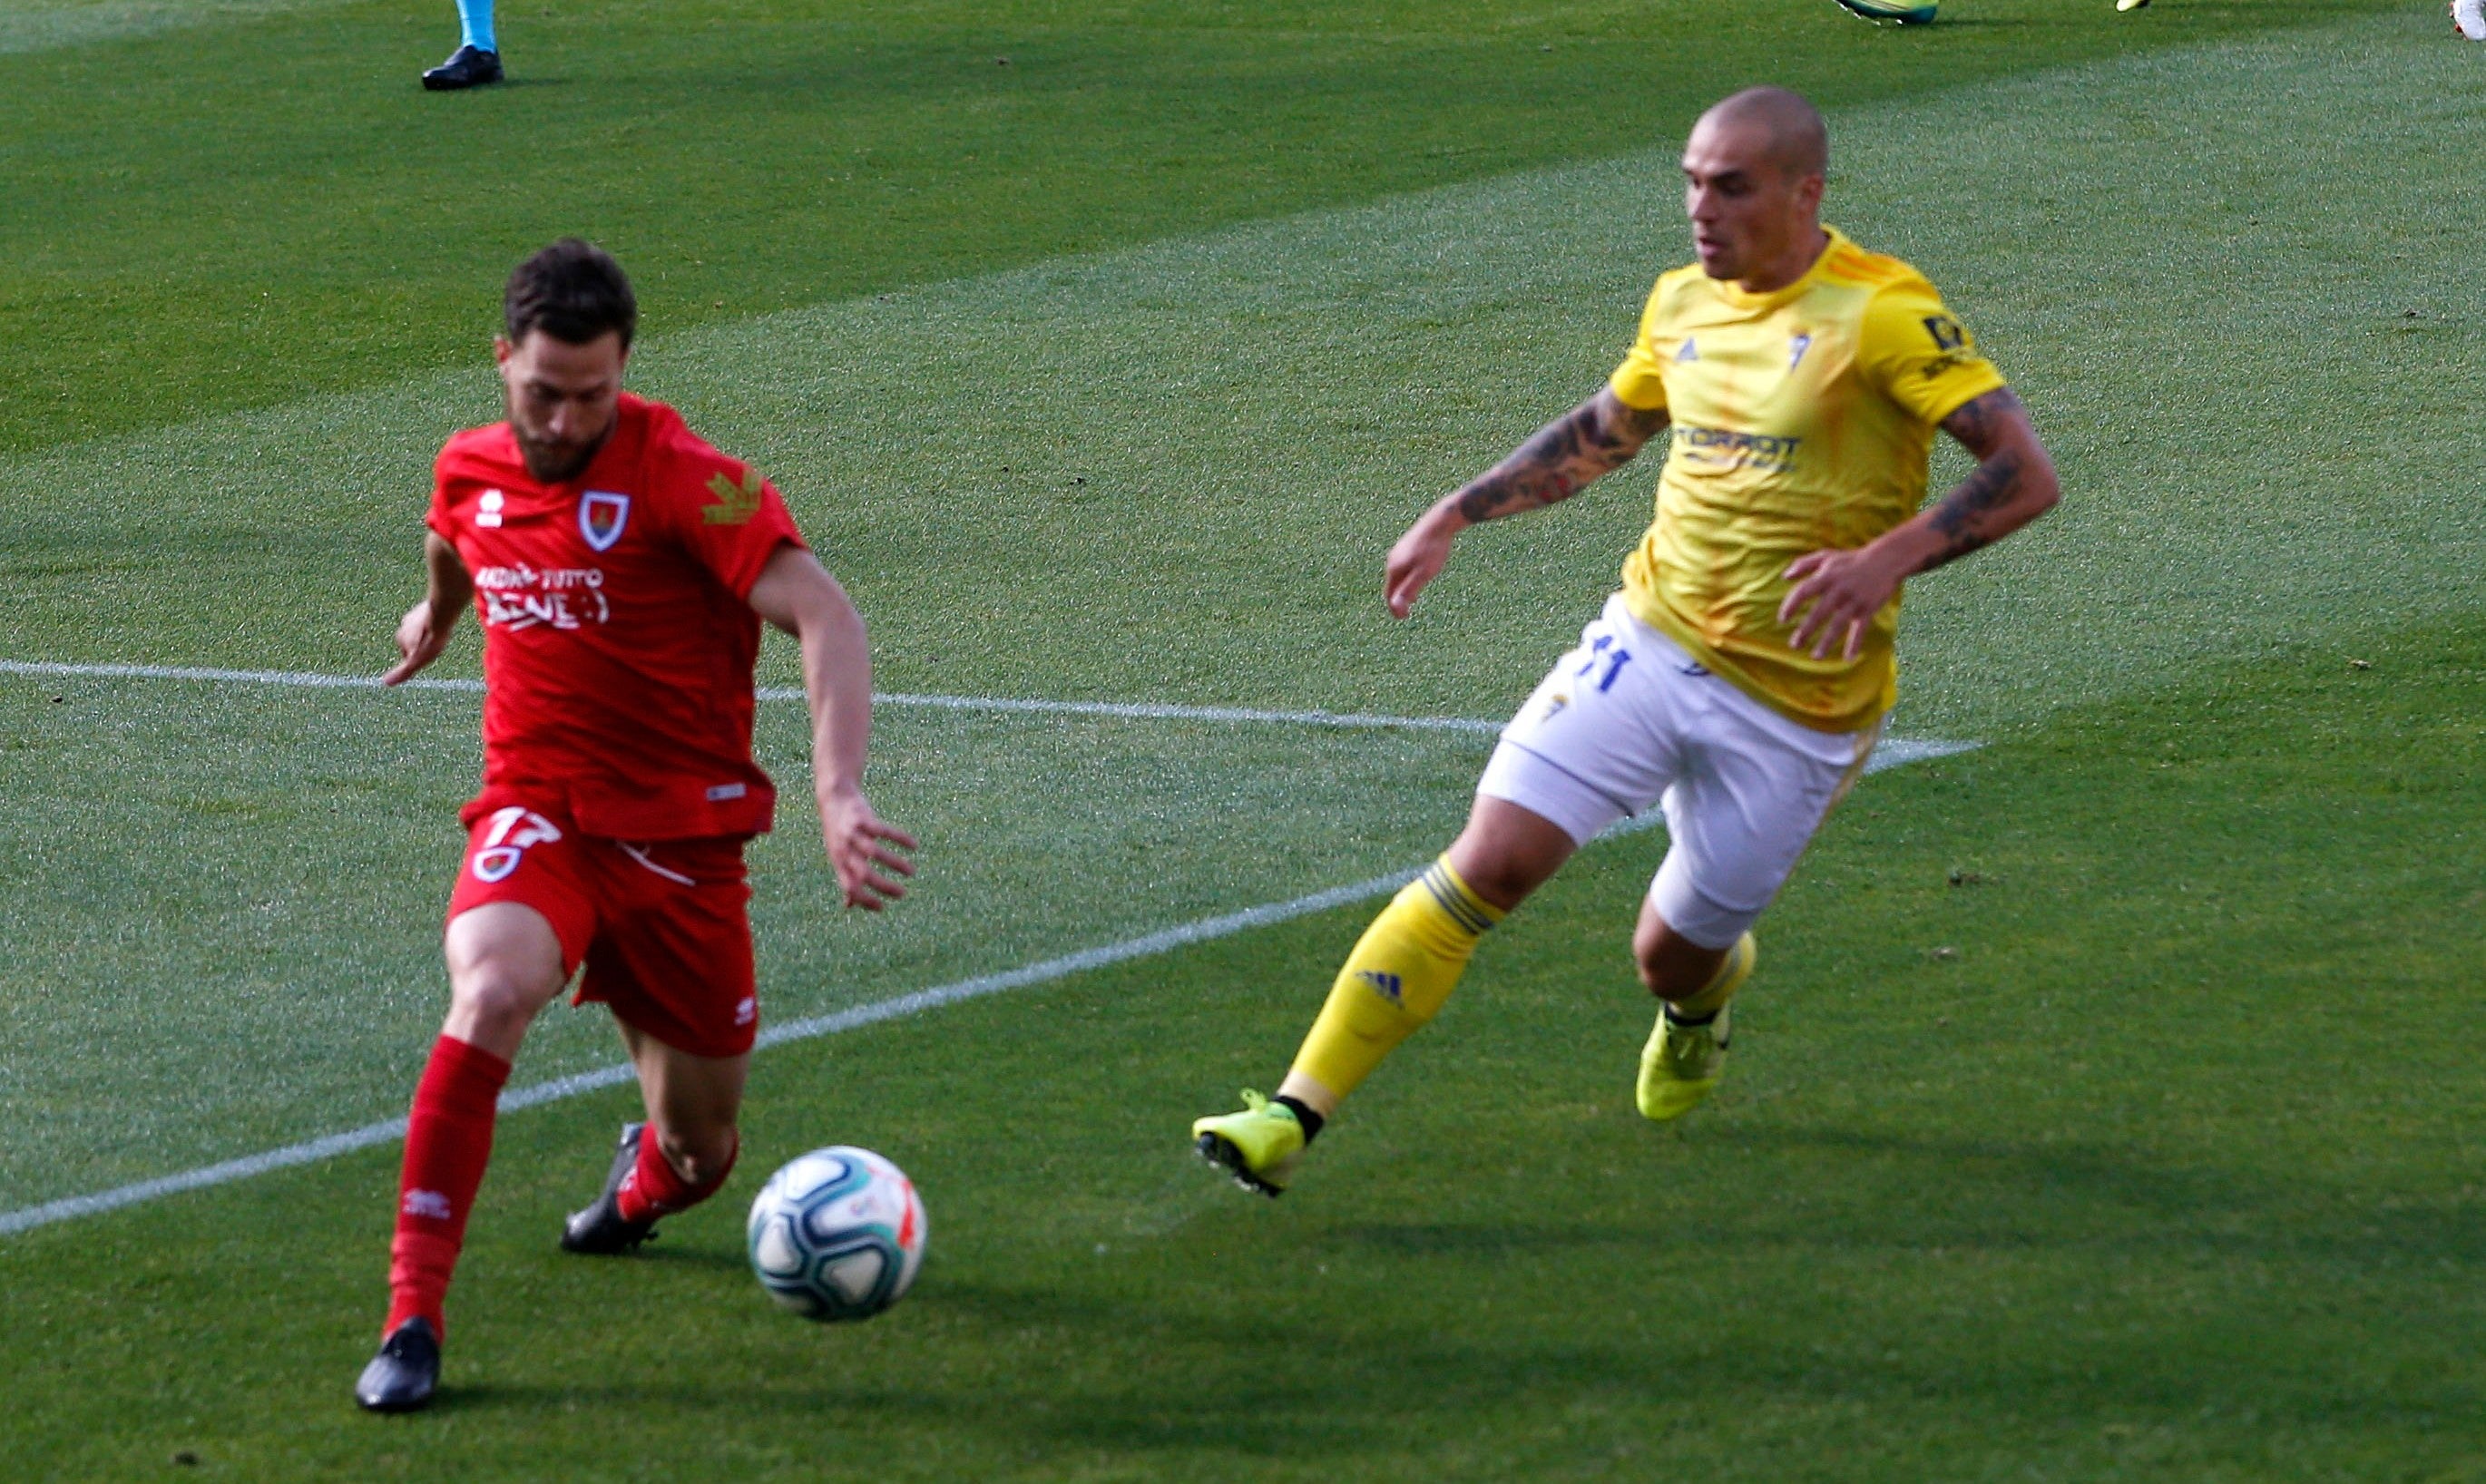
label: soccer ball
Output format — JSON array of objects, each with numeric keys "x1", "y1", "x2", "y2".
[{"x1": 746, "y1": 1146, "x2": 927, "y2": 1321}]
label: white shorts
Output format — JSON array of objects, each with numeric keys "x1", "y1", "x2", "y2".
[{"x1": 1476, "y1": 593, "x2": 1882, "y2": 950}]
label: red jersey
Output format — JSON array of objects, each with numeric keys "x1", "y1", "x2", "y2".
[{"x1": 427, "y1": 394, "x2": 806, "y2": 841}]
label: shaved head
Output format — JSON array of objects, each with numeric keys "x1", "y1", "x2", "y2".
[
  {"x1": 1680, "y1": 87, "x2": 1832, "y2": 289},
  {"x1": 1699, "y1": 86, "x2": 1829, "y2": 182}
]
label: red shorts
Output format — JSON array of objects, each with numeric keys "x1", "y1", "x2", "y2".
[{"x1": 445, "y1": 797, "x2": 759, "y2": 1059}]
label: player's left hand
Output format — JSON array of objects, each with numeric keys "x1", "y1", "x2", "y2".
[
  {"x1": 1779, "y1": 546, "x2": 1905, "y2": 660},
  {"x1": 819, "y1": 787, "x2": 917, "y2": 911},
  {"x1": 1384, "y1": 508, "x2": 1461, "y2": 619}
]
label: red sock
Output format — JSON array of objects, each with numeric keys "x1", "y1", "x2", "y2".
[
  {"x1": 616, "y1": 1126, "x2": 739, "y2": 1223},
  {"x1": 385, "y1": 1034, "x2": 512, "y2": 1339}
]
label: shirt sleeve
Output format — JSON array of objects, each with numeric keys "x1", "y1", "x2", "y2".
[
  {"x1": 1606, "y1": 283, "x2": 1673, "y2": 413},
  {"x1": 425, "y1": 446, "x2": 457, "y2": 542},
  {"x1": 664, "y1": 440, "x2": 808, "y2": 600},
  {"x1": 1857, "y1": 278, "x2": 2008, "y2": 426}
]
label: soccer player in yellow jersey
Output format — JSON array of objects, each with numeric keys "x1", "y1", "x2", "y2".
[{"x1": 1192, "y1": 86, "x2": 2060, "y2": 1195}]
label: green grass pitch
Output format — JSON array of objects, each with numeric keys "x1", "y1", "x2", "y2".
[{"x1": 4, "y1": 0, "x2": 2484, "y2": 1477}]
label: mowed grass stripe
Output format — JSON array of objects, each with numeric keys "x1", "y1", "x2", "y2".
[
  {"x1": 0, "y1": 863, "x2": 1439, "y2": 1238},
  {"x1": 0, "y1": 0, "x2": 350, "y2": 55},
  {"x1": 5, "y1": 12, "x2": 2471, "y2": 1203},
  {"x1": 0, "y1": 677, "x2": 1496, "y2": 1205},
  {"x1": 0, "y1": 698, "x2": 1973, "y2": 1237},
  {"x1": 4, "y1": 614, "x2": 2476, "y2": 1482},
  {"x1": 2, "y1": 11, "x2": 2475, "y2": 733},
  {"x1": 3, "y1": 12, "x2": 2480, "y2": 1475},
  {"x1": 0, "y1": 0, "x2": 2401, "y2": 454}
]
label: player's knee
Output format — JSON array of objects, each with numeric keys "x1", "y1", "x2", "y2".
[
  {"x1": 1444, "y1": 845, "x2": 1557, "y2": 913},
  {"x1": 1634, "y1": 940, "x2": 1680, "y2": 999},
  {"x1": 1453, "y1": 860, "x2": 1527, "y2": 911},
  {"x1": 1634, "y1": 944, "x2": 1667, "y2": 997},
  {"x1": 445, "y1": 966, "x2": 550, "y2": 1040},
  {"x1": 1446, "y1": 799, "x2": 1575, "y2": 911},
  {"x1": 1634, "y1": 919, "x2": 1721, "y2": 1002},
  {"x1": 1631, "y1": 914, "x2": 1666, "y2": 990}
]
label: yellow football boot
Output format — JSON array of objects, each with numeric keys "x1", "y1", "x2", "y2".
[
  {"x1": 1636, "y1": 932, "x2": 1756, "y2": 1122},
  {"x1": 1191, "y1": 1089, "x2": 1306, "y2": 1196}
]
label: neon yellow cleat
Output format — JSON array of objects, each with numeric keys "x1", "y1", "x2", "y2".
[
  {"x1": 2116, "y1": 0, "x2": 2151, "y2": 13},
  {"x1": 1636, "y1": 932, "x2": 1755, "y2": 1122},
  {"x1": 1191, "y1": 1089, "x2": 1306, "y2": 1197}
]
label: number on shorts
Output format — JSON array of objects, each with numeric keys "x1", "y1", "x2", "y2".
[
  {"x1": 472, "y1": 805, "x2": 563, "y2": 884},
  {"x1": 1573, "y1": 633, "x2": 1632, "y2": 693}
]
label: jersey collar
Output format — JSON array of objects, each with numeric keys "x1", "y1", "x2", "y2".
[{"x1": 1709, "y1": 224, "x2": 1847, "y2": 312}]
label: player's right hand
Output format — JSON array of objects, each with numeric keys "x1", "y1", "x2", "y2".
[
  {"x1": 383, "y1": 600, "x2": 450, "y2": 686},
  {"x1": 1384, "y1": 510, "x2": 1459, "y2": 618},
  {"x1": 821, "y1": 787, "x2": 917, "y2": 912}
]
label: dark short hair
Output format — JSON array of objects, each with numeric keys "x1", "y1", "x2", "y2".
[{"x1": 504, "y1": 238, "x2": 638, "y2": 348}]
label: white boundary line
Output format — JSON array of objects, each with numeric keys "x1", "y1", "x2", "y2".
[
  {"x1": 0, "y1": 653, "x2": 1977, "y2": 1234},
  {"x1": 861, "y1": 689, "x2": 1499, "y2": 734},
  {"x1": 0, "y1": 658, "x2": 1500, "y2": 734},
  {"x1": 0, "y1": 736, "x2": 1977, "y2": 1239},
  {"x1": 0, "y1": 659, "x2": 1991, "y2": 752},
  {"x1": 0, "y1": 865, "x2": 1432, "y2": 1237}
]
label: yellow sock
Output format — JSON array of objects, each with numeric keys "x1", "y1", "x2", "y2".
[
  {"x1": 1668, "y1": 932, "x2": 1756, "y2": 1020},
  {"x1": 1289, "y1": 858, "x2": 1504, "y2": 1104}
]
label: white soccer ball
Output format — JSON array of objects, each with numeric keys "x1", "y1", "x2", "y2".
[{"x1": 746, "y1": 1146, "x2": 927, "y2": 1321}]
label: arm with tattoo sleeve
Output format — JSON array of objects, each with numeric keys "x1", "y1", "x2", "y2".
[
  {"x1": 1777, "y1": 386, "x2": 2060, "y2": 659},
  {"x1": 1385, "y1": 389, "x2": 1671, "y2": 617},
  {"x1": 1911, "y1": 386, "x2": 2056, "y2": 573}
]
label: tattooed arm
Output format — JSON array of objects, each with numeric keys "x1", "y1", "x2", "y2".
[
  {"x1": 1777, "y1": 386, "x2": 2060, "y2": 659},
  {"x1": 1385, "y1": 388, "x2": 1672, "y2": 617}
]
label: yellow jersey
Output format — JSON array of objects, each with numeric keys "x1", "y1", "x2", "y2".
[{"x1": 1607, "y1": 225, "x2": 2006, "y2": 734}]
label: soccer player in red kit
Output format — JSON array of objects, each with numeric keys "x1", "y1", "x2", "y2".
[{"x1": 353, "y1": 239, "x2": 916, "y2": 1412}]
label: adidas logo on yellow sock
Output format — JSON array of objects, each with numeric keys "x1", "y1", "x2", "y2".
[{"x1": 1355, "y1": 970, "x2": 1404, "y2": 1005}]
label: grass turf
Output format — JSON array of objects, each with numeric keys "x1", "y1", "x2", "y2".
[
  {"x1": 2, "y1": 0, "x2": 2481, "y2": 1478},
  {"x1": 5, "y1": 10, "x2": 2480, "y2": 1208},
  {"x1": 4, "y1": 5, "x2": 2479, "y2": 727},
  {"x1": 0, "y1": 0, "x2": 2410, "y2": 454},
  {"x1": 0, "y1": 679, "x2": 1483, "y2": 1201},
  {"x1": 5, "y1": 607, "x2": 2481, "y2": 1481}
]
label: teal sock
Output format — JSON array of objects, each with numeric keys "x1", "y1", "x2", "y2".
[{"x1": 457, "y1": 0, "x2": 495, "y2": 53}]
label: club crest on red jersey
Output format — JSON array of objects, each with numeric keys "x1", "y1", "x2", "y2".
[{"x1": 578, "y1": 491, "x2": 631, "y2": 552}]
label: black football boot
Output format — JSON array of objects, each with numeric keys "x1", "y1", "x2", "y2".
[
  {"x1": 354, "y1": 1317, "x2": 441, "y2": 1413},
  {"x1": 560, "y1": 1122, "x2": 661, "y2": 1255},
  {"x1": 421, "y1": 44, "x2": 504, "y2": 90}
]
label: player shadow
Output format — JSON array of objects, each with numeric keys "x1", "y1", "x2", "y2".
[
  {"x1": 401, "y1": 1383, "x2": 514, "y2": 1417},
  {"x1": 629, "y1": 1243, "x2": 747, "y2": 1274},
  {"x1": 916, "y1": 1267, "x2": 2471, "y2": 1456},
  {"x1": 433, "y1": 1380, "x2": 719, "y2": 1415},
  {"x1": 414, "y1": 1257, "x2": 2477, "y2": 1462},
  {"x1": 1320, "y1": 1220, "x2": 1665, "y2": 1257},
  {"x1": 1708, "y1": 1123, "x2": 2486, "y2": 1267}
]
